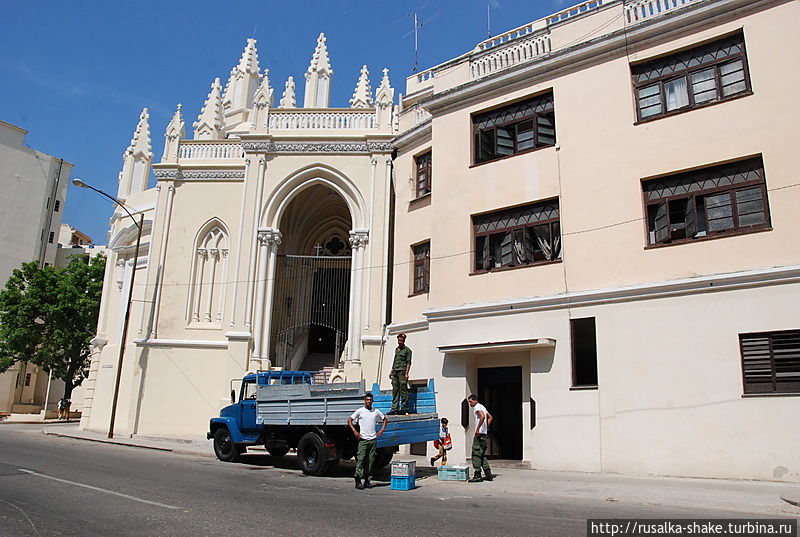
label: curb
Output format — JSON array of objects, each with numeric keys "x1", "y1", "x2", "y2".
[{"x1": 43, "y1": 430, "x2": 173, "y2": 452}]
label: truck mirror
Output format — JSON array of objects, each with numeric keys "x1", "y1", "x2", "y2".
[{"x1": 231, "y1": 389, "x2": 236, "y2": 404}]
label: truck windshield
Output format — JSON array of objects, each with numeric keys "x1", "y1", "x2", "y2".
[{"x1": 242, "y1": 381, "x2": 257, "y2": 401}]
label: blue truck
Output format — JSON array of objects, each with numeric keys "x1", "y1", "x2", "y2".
[{"x1": 208, "y1": 371, "x2": 439, "y2": 476}]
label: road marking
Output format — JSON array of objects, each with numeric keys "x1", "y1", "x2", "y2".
[{"x1": 17, "y1": 469, "x2": 181, "y2": 510}]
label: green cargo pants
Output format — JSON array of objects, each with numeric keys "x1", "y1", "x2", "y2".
[
  {"x1": 471, "y1": 434, "x2": 491, "y2": 472},
  {"x1": 355, "y1": 438, "x2": 377, "y2": 479},
  {"x1": 391, "y1": 370, "x2": 409, "y2": 412}
]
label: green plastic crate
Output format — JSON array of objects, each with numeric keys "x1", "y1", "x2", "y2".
[{"x1": 437, "y1": 465, "x2": 469, "y2": 481}]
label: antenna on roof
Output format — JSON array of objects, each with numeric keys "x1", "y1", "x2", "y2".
[
  {"x1": 403, "y1": 11, "x2": 440, "y2": 73},
  {"x1": 487, "y1": 4, "x2": 492, "y2": 38}
]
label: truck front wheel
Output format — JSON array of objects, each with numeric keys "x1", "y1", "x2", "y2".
[
  {"x1": 297, "y1": 432, "x2": 333, "y2": 476},
  {"x1": 213, "y1": 428, "x2": 242, "y2": 462},
  {"x1": 373, "y1": 447, "x2": 394, "y2": 470}
]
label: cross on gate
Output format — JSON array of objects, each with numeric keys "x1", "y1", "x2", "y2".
[{"x1": 313, "y1": 243, "x2": 324, "y2": 256}]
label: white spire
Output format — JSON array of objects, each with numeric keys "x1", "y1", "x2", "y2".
[
  {"x1": 306, "y1": 33, "x2": 332, "y2": 76},
  {"x1": 127, "y1": 107, "x2": 153, "y2": 159},
  {"x1": 193, "y1": 77, "x2": 224, "y2": 140},
  {"x1": 251, "y1": 70, "x2": 274, "y2": 132},
  {"x1": 162, "y1": 103, "x2": 185, "y2": 163},
  {"x1": 349, "y1": 65, "x2": 373, "y2": 108},
  {"x1": 118, "y1": 108, "x2": 153, "y2": 198},
  {"x1": 375, "y1": 68, "x2": 395, "y2": 130},
  {"x1": 304, "y1": 33, "x2": 333, "y2": 108},
  {"x1": 280, "y1": 76, "x2": 296, "y2": 108},
  {"x1": 222, "y1": 38, "x2": 262, "y2": 117},
  {"x1": 238, "y1": 37, "x2": 260, "y2": 74}
]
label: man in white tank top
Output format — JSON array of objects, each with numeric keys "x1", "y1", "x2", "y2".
[{"x1": 467, "y1": 394, "x2": 494, "y2": 482}]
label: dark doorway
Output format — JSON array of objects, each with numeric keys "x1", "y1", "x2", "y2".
[
  {"x1": 304, "y1": 267, "x2": 350, "y2": 368},
  {"x1": 478, "y1": 366, "x2": 523, "y2": 460}
]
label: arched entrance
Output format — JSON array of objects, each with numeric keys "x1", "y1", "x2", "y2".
[{"x1": 269, "y1": 184, "x2": 352, "y2": 371}]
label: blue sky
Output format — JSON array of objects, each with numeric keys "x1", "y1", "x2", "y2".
[{"x1": 1, "y1": 1, "x2": 568, "y2": 242}]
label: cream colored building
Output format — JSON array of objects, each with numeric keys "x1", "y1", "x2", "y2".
[
  {"x1": 83, "y1": 0, "x2": 799, "y2": 482},
  {"x1": 0, "y1": 120, "x2": 73, "y2": 416},
  {"x1": 81, "y1": 35, "x2": 397, "y2": 438},
  {"x1": 392, "y1": 0, "x2": 799, "y2": 482}
]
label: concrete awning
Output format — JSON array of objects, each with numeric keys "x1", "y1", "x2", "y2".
[{"x1": 438, "y1": 338, "x2": 556, "y2": 354}]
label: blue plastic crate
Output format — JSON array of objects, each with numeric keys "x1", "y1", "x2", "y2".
[
  {"x1": 390, "y1": 475, "x2": 416, "y2": 490},
  {"x1": 437, "y1": 465, "x2": 469, "y2": 481}
]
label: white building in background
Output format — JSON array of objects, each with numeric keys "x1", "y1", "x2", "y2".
[
  {"x1": 0, "y1": 120, "x2": 73, "y2": 416},
  {"x1": 55, "y1": 224, "x2": 106, "y2": 267},
  {"x1": 83, "y1": 0, "x2": 799, "y2": 483}
]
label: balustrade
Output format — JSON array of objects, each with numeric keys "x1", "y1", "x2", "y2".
[
  {"x1": 179, "y1": 143, "x2": 244, "y2": 159},
  {"x1": 624, "y1": 0, "x2": 697, "y2": 23},
  {"x1": 268, "y1": 111, "x2": 376, "y2": 130}
]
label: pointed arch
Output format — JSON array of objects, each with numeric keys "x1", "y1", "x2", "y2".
[
  {"x1": 187, "y1": 218, "x2": 230, "y2": 324},
  {"x1": 261, "y1": 163, "x2": 367, "y2": 231}
]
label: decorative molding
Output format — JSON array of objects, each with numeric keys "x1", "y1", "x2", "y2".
[
  {"x1": 240, "y1": 140, "x2": 393, "y2": 154},
  {"x1": 134, "y1": 338, "x2": 229, "y2": 349},
  {"x1": 424, "y1": 264, "x2": 800, "y2": 323},
  {"x1": 257, "y1": 229, "x2": 282, "y2": 247},
  {"x1": 349, "y1": 230, "x2": 369, "y2": 249},
  {"x1": 153, "y1": 169, "x2": 244, "y2": 181},
  {"x1": 387, "y1": 318, "x2": 429, "y2": 334}
]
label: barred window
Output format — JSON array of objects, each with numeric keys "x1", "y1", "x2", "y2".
[
  {"x1": 643, "y1": 157, "x2": 769, "y2": 247},
  {"x1": 412, "y1": 241, "x2": 430, "y2": 294},
  {"x1": 472, "y1": 92, "x2": 556, "y2": 164},
  {"x1": 473, "y1": 199, "x2": 561, "y2": 272},
  {"x1": 415, "y1": 151, "x2": 432, "y2": 198},
  {"x1": 632, "y1": 32, "x2": 751, "y2": 121},
  {"x1": 740, "y1": 330, "x2": 800, "y2": 395}
]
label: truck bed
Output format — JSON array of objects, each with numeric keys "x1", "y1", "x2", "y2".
[{"x1": 256, "y1": 378, "x2": 439, "y2": 448}]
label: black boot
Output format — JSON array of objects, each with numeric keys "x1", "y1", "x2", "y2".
[
  {"x1": 484, "y1": 468, "x2": 494, "y2": 481},
  {"x1": 363, "y1": 478, "x2": 371, "y2": 489},
  {"x1": 355, "y1": 477, "x2": 364, "y2": 490},
  {"x1": 468, "y1": 471, "x2": 483, "y2": 483}
]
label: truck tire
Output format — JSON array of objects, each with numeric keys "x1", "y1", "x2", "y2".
[
  {"x1": 213, "y1": 428, "x2": 242, "y2": 463},
  {"x1": 266, "y1": 445, "x2": 290, "y2": 458},
  {"x1": 297, "y1": 431, "x2": 333, "y2": 476},
  {"x1": 373, "y1": 447, "x2": 394, "y2": 470}
]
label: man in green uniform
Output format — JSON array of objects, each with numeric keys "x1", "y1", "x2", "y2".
[{"x1": 388, "y1": 333, "x2": 412, "y2": 415}]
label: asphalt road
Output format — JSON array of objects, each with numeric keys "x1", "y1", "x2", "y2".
[{"x1": 0, "y1": 424, "x2": 779, "y2": 537}]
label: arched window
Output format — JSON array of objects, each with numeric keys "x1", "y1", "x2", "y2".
[{"x1": 189, "y1": 223, "x2": 229, "y2": 324}]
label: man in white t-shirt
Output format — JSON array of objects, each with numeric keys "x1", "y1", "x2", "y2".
[
  {"x1": 467, "y1": 394, "x2": 494, "y2": 482},
  {"x1": 348, "y1": 393, "x2": 388, "y2": 490}
]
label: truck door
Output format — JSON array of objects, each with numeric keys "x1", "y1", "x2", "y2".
[{"x1": 240, "y1": 379, "x2": 258, "y2": 432}]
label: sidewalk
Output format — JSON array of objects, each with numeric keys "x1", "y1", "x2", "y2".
[{"x1": 42, "y1": 424, "x2": 800, "y2": 517}]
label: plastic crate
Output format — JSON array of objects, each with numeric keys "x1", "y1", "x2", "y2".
[
  {"x1": 390, "y1": 475, "x2": 416, "y2": 490},
  {"x1": 391, "y1": 460, "x2": 416, "y2": 477},
  {"x1": 437, "y1": 465, "x2": 469, "y2": 481}
]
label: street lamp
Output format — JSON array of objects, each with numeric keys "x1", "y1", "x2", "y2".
[{"x1": 73, "y1": 178, "x2": 143, "y2": 438}]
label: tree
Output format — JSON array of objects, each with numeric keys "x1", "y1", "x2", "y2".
[{"x1": 0, "y1": 255, "x2": 106, "y2": 398}]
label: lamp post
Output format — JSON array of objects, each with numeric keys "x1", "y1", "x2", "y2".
[{"x1": 73, "y1": 178, "x2": 143, "y2": 438}]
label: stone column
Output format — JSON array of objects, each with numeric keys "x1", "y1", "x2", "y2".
[
  {"x1": 150, "y1": 183, "x2": 175, "y2": 337},
  {"x1": 348, "y1": 230, "x2": 369, "y2": 363},
  {"x1": 252, "y1": 228, "x2": 281, "y2": 370},
  {"x1": 245, "y1": 156, "x2": 267, "y2": 330}
]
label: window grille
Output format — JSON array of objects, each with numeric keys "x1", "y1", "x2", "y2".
[
  {"x1": 632, "y1": 32, "x2": 751, "y2": 121},
  {"x1": 473, "y1": 199, "x2": 561, "y2": 272},
  {"x1": 472, "y1": 92, "x2": 556, "y2": 164},
  {"x1": 643, "y1": 157, "x2": 769, "y2": 246}
]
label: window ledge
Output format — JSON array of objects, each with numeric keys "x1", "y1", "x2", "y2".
[
  {"x1": 570, "y1": 385, "x2": 598, "y2": 391},
  {"x1": 644, "y1": 225, "x2": 772, "y2": 250},
  {"x1": 634, "y1": 91, "x2": 753, "y2": 125},
  {"x1": 409, "y1": 192, "x2": 432, "y2": 208},
  {"x1": 408, "y1": 290, "x2": 430, "y2": 298},
  {"x1": 469, "y1": 144, "x2": 556, "y2": 169},
  {"x1": 741, "y1": 392, "x2": 800, "y2": 398},
  {"x1": 470, "y1": 258, "x2": 562, "y2": 276}
]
